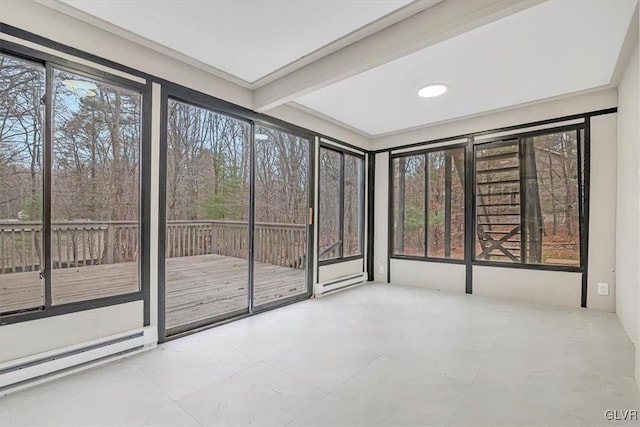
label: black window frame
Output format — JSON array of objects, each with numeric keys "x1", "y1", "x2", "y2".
[
  {"x1": 317, "y1": 141, "x2": 365, "y2": 266},
  {"x1": 0, "y1": 43, "x2": 152, "y2": 326},
  {"x1": 381, "y1": 112, "x2": 605, "y2": 307},
  {"x1": 389, "y1": 143, "x2": 467, "y2": 265},
  {"x1": 158, "y1": 85, "x2": 317, "y2": 341},
  {"x1": 471, "y1": 124, "x2": 584, "y2": 271}
]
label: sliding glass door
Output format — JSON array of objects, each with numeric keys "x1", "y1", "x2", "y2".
[
  {"x1": 253, "y1": 124, "x2": 311, "y2": 309},
  {"x1": 161, "y1": 100, "x2": 313, "y2": 337},
  {"x1": 164, "y1": 99, "x2": 251, "y2": 333}
]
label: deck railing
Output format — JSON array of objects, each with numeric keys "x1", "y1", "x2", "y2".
[{"x1": 0, "y1": 220, "x2": 306, "y2": 274}]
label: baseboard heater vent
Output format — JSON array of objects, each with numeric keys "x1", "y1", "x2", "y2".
[
  {"x1": 315, "y1": 272, "x2": 367, "y2": 297},
  {"x1": 0, "y1": 330, "x2": 145, "y2": 393}
]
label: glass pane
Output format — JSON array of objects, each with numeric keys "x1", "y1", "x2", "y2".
[
  {"x1": 0, "y1": 55, "x2": 45, "y2": 313},
  {"x1": 427, "y1": 151, "x2": 445, "y2": 257},
  {"x1": 165, "y1": 99, "x2": 250, "y2": 331},
  {"x1": 427, "y1": 148, "x2": 464, "y2": 259},
  {"x1": 343, "y1": 154, "x2": 363, "y2": 257},
  {"x1": 254, "y1": 125, "x2": 308, "y2": 307},
  {"x1": 51, "y1": 69, "x2": 141, "y2": 304},
  {"x1": 450, "y1": 150, "x2": 465, "y2": 258},
  {"x1": 524, "y1": 131, "x2": 580, "y2": 266},
  {"x1": 392, "y1": 154, "x2": 425, "y2": 256},
  {"x1": 318, "y1": 148, "x2": 341, "y2": 260},
  {"x1": 475, "y1": 142, "x2": 521, "y2": 262}
]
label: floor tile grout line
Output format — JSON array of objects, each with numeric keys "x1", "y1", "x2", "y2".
[
  {"x1": 118, "y1": 398, "x2": 205, "y2": 427},
  {"x1": 172, "y1": 360, "x2": 262, "y2": 404},
  {"x1": 124, "y1": 344, "x2": 258, "y2": 399},
  {"x1": 260, "y1": 359, "x2": 334, "y2": 394},
  {"x1": 281, "y1": 355, "x2": 387, "y2": 427},
  {"x1": 446, "y1": 309, "x2": 513, "y2": 427},
  {"x1": 171, "y1": 393, "x2": 208, "y2": 427},
  {"x1": 326, "y1": 354, "x2": 384, "y2": 397}
]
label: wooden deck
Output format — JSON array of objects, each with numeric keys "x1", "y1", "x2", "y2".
[{"x1": 0, "y1": 254, "x2": 306, "y2": 328}]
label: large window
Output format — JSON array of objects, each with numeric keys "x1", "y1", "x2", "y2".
[
  {"x1": 390, "y1": 128, "x2": 583, "y2": 269},
  {"x1": 51, "y1": 69, "x2": 142, "y2": 304},
  {"x1": 391, "y1": 146, "x2": 465, "y2": 259},
  {"x1": 0, "y1": 53, "x2": 145, "y2": 317},
  {"x1": 427, "y1": 149, "x2": 465, "y2": 258},
  {"x1": 318, "y1": 145, "x2": 364, "y2": 262},
  {"x1": 392, "y1": 154, "x2": 425, "y2": 256},
  {"x1": 474, "y1": 129, "x2": 581, "y2": 266},
  {"x1": 0, "y1": 55, "x2": 45, "y2": 313}
]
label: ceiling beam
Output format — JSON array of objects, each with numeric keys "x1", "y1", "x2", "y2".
[
  {"x1": 253, "y1": 0, "x2": 546, "y2": 112},
  {"x1": 250, "y1": 0, "x2": 442, "y2": 88}
]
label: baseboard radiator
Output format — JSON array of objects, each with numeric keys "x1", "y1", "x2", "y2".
[
  {"x1": 0, "y1": 328, "x2": 153, "y2": 394},
  {"x1": 315, "y1": 272, "x2": 367, "y2": 297}
]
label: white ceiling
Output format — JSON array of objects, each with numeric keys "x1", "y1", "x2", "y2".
[
  {"x1": 296, "y1": 0, "x2": 637, "y2": 136},
  {"x1": 59, "y1": 0, "x2": 411, "y2": 84}
]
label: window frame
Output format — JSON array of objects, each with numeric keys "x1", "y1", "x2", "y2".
[
  {"x1": 317, "y1": 141, "x2": 365, "y2": 266},
  {"x1": 0, "y1": 44, "x2": 151, "y2": 325},
  {"x1": 389, "y1": 142, "x2": 467, "y2": 265},
  {"x1": 158, "y1": 86, "x2": 318, "y2": 341},
  {"x1": 471, "y1": 124, "x2": 585, "y2": 271},
  {"x1": 387, "y1": 123, "x2": 587, "y2": 273}
]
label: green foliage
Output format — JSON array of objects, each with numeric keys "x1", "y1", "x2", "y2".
[
  {"x1": 19, "y1": 193, "x2": 42, "y2": 221},
  {"x1": 429, "y1": 209, "x2": 444, "y2": 226},
  {"x1": 198, "y1": 163, "x2": 245, "y2": 220},
  {"x1": 404, "y1": 203, "x2": 424, "y2": 232}
]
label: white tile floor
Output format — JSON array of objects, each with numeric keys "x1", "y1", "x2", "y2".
[{"x1": 1, "y1": 283, "x2": 638, "y2": 427}]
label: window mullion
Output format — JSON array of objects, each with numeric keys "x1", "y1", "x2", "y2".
[
  {"x1": 424, "y1": 153, "x2": 429, "y2": 257},
  {"x1": 444, "y1": 151, "x2": 452, "y2": 258},
  {"x1": 43, "y1": 63, "x2": 54, "y2": 308},
  {"x1": 339, "y1": 153, "x2": 345, "y2": 258},
  {"x1": 248, "y1": 121, "x2": 256, "y2": 313},
  {"x1": 519, "y1": 138, "x2": 527, "y2": 265},
  {"x1": 465, "y1": 139, "x2": 474, "y2": 293}
]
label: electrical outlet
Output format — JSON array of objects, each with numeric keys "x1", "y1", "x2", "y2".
[
  {"x1": 378, "y1": 265, "x2": 384, "y2": 274},
  {"x1": 597, "y1": 282, "x2": 609, "y2": 296}
]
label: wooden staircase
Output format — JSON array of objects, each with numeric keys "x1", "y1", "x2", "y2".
[{"x1": 475, "y1": 139, "x2": 543, "y2": 263}]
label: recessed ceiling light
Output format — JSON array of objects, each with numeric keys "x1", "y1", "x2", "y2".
[{"x1": 418, "y1": 84, "x2": 448, "y2": 98}]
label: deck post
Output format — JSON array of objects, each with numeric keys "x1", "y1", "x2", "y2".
[
  {"x1": 106, "y1": 223, "x2": 115, "y2": 264},
  {"x1": 210, "y1": 224, "x2": 218, "y2": 255}
]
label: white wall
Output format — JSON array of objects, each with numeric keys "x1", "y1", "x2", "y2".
[
  {"x1": 268, "y1": 104, "x2": 370, "y2": 150},
  {"x1": 473, "y1": 267, "x2": 581, "y2": 307},
  {"x1": 615, "y1": 41, "x2": 640, "y2": 381},
  {"x1": 373, "y1": 90, "x2": 618, "y2": 310},
  {"x1": 0, "y1": 302, "x2": 143, "y2": 362},
  {"x1": 318, "y1": 259, "x2": 364, "y2": 283},
  {"x1": 373, "y1": 152, "x2": 389, "y2": 282},
  {"x1": 588, "y1": 114, "x2": 618, "y2": 312},
  {"x1": 390, "y1": 259, "x2": 465, "y2": 293},
  {"x1": 373, "y1": 89, "x2": 617, "y2": 150}
]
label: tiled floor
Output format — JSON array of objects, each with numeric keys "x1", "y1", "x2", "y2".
[{"x1": 1, "y1": 283, "x2": 638, "y2": 426}]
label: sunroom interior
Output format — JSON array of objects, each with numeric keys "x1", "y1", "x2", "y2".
[{"x1": 1, "y1": 0, "x2": 639, "y2": 425}]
